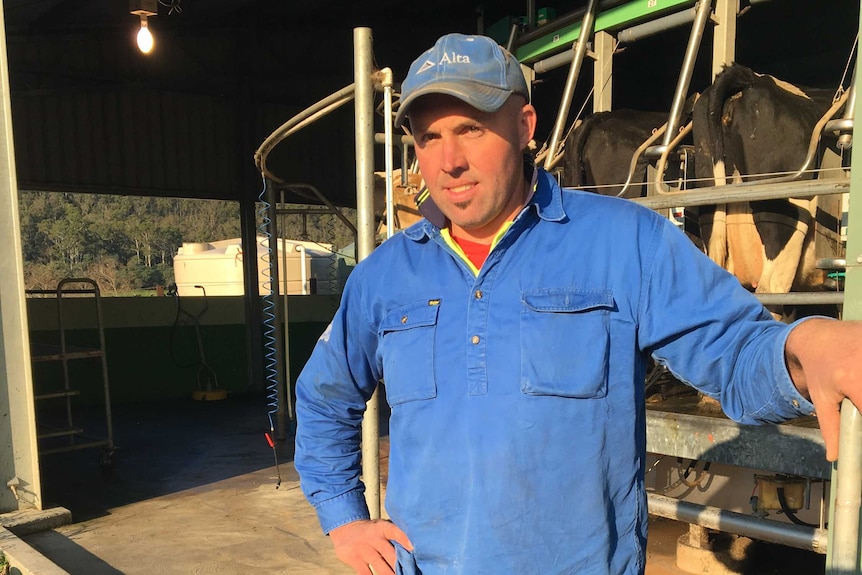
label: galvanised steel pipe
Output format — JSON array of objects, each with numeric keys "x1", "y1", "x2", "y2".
[
  {"x1": 354, "y1": 26, "x2": 382, "y2": 520},
  {"x1": 532, "y1": 49, "x2": 577, "y2": 75},
  {"x1": 646, "y1": 0, "x2": 712, "y2": 158},
  {"x1": 754, "y1": 293, "x2": 845, "y2": 306},
  {"x1": 542, "y1": 0, "x2": 597, "y2": 171},
  {"x1": 617, "y1": 7, "x2": 697, "y2": 44},
  {"x1": 629, "y1": 177, "x2": 849, "y2": 210},
  {"x1": 648, "y1": 493, "x2": 828, "y2": 554},
  {"x1": 254, "y1": 84, "x2": 356, "y2": 182},
  {"x1": 828, "y1": 400, "x2": 862, "y2": 571}
]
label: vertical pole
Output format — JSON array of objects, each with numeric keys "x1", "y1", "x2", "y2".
[
  {"x1": 829, "y1": 405, "x2": 862, "y2": 572},
  {"x1": 240, "y1": 195, "x2": 265, "y2": 395},
  {"x1": 526, "y1": 0, "x2": 536, "y2": 31},
  {"x1": 279, "y1": 191, "x2": 294, "y2": 424},
  {"x1": 543, "y1": 0, "x2": 597, "y2": 170},
  {"x1": 354, "y1": 27, "x2": 381, "y2": 519},
  {"x1": 0, "y1": 1, "x2": 41, "y2": 512},
  {"x1": 657, "y1": 0, "x2": 712, "y2": 150},
  {"x1": 827, "y1": 7, "x2": 862, "y2": 569},
  {"x1": 592, "y1": 30, "x2": 614, "y2": 113},
  {"x1": 382, "y1": 68, "x2": 395, "y2": 240},
  {"x1": 711, "y1": 0, "x2": 738, "y2": 78}
]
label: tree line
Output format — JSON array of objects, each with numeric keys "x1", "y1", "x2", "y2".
[{"x1": 18, "y1": 191, "x2": 357, "y2": 295}]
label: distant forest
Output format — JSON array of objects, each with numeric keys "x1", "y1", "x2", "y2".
[{"x1": 17, "y1": 191, "x2": 357, "y2": 294}]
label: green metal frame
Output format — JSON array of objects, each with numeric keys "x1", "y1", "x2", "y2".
[{"x1": 516, "y1": 0, "x2": 696, "y2": 63}]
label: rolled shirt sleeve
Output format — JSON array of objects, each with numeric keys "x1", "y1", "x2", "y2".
[{"x1": 637, "y1": 215, "x2": 815, "y2": 423}]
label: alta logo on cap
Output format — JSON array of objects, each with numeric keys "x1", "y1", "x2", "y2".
[
  {"x1": 438, "y1": 52, "x2": 471, "y2": 65},
  {"x1": 416, "y1": 52, "x2": 473, "y2": 74},
  {"x1": 416, "y1": 60, "x2": 435, "y2": 74}
]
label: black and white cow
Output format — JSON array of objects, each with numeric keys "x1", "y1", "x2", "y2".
[
  {"x1": 560, "y1": 109, "x2": 670, "y2": 198},
  {"x1": 691, "y1": 63, "x2": 841, "y2": 296}
]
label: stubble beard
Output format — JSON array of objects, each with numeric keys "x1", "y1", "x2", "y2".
[{"x1": 450, "y1": 199, "x2": 477, "y2": 229}]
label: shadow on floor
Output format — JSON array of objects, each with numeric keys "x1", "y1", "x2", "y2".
[
  {"x1": 30, "y1": 391, "x2": 826, "y2": 575},
  {"x1": 37, "y1": 392, "x2": 291, "y2": 522},
  {"x1": 19, "y1": 530, "x2": 126, "y2": 575}
]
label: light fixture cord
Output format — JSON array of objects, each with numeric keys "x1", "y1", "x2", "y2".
[{"x1": 158, "y1": 0, "x2": 182, "y2": 15}]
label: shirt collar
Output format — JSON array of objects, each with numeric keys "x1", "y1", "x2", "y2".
[{"x1": 531, "y1": 168, "x2": 566, "y2": 222}]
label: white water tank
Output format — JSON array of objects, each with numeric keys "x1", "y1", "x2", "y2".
[{"x1": 173, "y1": 237, "x2": 337, "y2": 296}]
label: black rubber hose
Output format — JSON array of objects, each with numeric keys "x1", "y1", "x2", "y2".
[{"x1": 777, "y1": 487, "x2": 821, "y2": 528}]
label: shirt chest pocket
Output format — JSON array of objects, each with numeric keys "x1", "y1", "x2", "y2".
[
  {"x1": 379, "y1": 300, "x2": 440, "y2": 406},
  {"x1": 520, "y1": 289, "x2": 614, "y2": 398}
]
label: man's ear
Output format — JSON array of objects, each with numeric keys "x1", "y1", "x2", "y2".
[{"x1": 519, "y1": 104, "x2": 538, "y2": 151}]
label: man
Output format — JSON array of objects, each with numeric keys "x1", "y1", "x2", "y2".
[{"x1": 295, "y1": 33, "x2": 862, "y2": 575}]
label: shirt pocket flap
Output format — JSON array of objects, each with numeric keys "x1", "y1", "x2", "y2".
[
  {"x1": 522, "y1": 289, "x2": 614, "y2": 313},
  {"x1": 381, "y1": 299, "x2": 441, "y2": 333}
]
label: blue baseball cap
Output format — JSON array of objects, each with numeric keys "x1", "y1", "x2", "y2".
[{"x1": 394, "y1": 33, "x2": 530, "y2": 128}]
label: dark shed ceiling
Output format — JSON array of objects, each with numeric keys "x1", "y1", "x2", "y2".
[
  {"x1": 3, "y1": 1, "x2": 859, "y2": 208},
  {"x1": 4, "y1": 0, "x2": 524, "y2": 206}
]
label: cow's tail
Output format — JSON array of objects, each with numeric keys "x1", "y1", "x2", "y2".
[
  {"x1": 704, "y1": 63, "x2": 760, "y2": 186},
  {"x1": 697, "y1": 64, "x2": 759, "y2": 268},
  {"x1": 562, "y1": 117, "x2": 594, "y2": 188}
]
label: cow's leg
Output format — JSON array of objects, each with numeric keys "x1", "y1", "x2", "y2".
[
  {"x1": 724, "y1": 169, "x2": 762, "y2": 289},
  {"x1": 792, "y1": 196, "x2": 826, "y2": 291},
  {"x1": 702, "y1": 204, "x2": 728, "y2": 268},
  {"x1": 753, "y1": 198, "x2": 812, "y2": 294},
  {"x1": 725, "y1": 202, "x2": 762, "y2": 290},
  {"x1": 703, "y1": 163, "x2": 730, "y2": 268}
]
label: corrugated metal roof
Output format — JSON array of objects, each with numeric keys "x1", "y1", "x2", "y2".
[
  {"x1": 3, "y1": 0, "x2": 858, "y2": 206},
  {"x1": 3, "y1": 0, "x2": 500, "y2": 206}
]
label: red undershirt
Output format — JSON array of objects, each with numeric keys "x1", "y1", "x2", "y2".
[{"x1": 452, "y1": 235, "x2": 492, "y2": 269}]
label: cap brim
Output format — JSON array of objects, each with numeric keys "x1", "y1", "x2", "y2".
[{"x1": 394, "y1": 81, "x2": 513, "y2": 128}]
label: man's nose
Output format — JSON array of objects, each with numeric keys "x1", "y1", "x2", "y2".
[{"x1": 440, "y1": 137, "x2": 468, "y2": 173}]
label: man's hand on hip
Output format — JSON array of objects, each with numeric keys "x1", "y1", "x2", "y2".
[{"x1": 329, "y1": 519, "x2": 413, "y2": 575}]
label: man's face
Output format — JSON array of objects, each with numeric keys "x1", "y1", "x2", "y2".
[{"x1": 409, "y1": 94, "x2": 537, "y2": 242}]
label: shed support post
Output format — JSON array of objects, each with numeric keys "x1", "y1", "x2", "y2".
[
  {"x1": 354, "y1": 27, "x2": 381, "y2": 520},
  {"x1": 593, "y1": 30, "x2": 614, "y2": 113},
  {"x1": 712, "y1": 0, "x2": 738, "y2": 77},
  {"x1": 0, "y1": 1, "x2": 41, "y2": 513}
]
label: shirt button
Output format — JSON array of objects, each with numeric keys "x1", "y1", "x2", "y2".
[
  {"x1": 471, "y1": 335, "x2": 480, "y2": 345},
  {"x1": 792, "y1": 399, "x2": 800, "y2": 408},
  {"x1": 474, "y1": 290, "x2": 483, "y2": 299}
]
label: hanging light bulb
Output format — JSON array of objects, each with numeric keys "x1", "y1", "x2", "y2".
[
  {"x1": 137, "y1": 16, "x2": 154, "y2": 54},
  {"x1": 130, "y1": 0, "x2": 157, "y2": 55}
]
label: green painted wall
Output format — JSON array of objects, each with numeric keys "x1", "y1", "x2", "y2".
[{"x1": 26, "y1": 295, "x2": 337, "y2": 407}]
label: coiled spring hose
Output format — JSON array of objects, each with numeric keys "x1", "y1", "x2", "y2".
[{"x1": 259, "y1": 174, "x2": 282, "y2": 488}]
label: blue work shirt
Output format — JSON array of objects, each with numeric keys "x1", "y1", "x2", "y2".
[{"x1": 294, "y1": 168, "x2": 814, "y2": 575}]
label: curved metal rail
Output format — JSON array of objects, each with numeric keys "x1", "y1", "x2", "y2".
[{"x1": 253, "y1": 84, "x2": 357, "y2": 183}]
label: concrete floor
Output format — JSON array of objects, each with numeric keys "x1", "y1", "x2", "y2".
[{"x1": 8, "y1": 393, "x2": 826, "y2": 574}]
